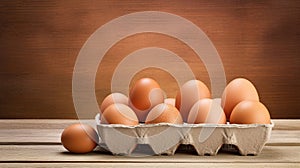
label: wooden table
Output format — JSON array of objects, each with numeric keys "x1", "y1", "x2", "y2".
[{"x1": 0, "y1": 119, "x2": 299, "y2": 167}]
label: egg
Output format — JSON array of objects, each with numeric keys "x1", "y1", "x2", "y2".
[
  {"x1": 100, "y1": 93, "x2": 128, "y2": 113},
  {"x1": 145, "y1": 103, "x2": 183, "y2": 124},
  {"x1": 175, "y1": 80, "x2": 211, "y2": 122},
  {"x1": 230, "y1": 100, "x2": 271, "y2": 124},
  {"x1": 129, "y1": 78, "x2": 165, "y2": 122},
  {"x1": 187, "y1": 98, "x2": 226, "y2": 124},
  {"x1": 164, "y1": 98, "x2": 176, "y2": 106},
  {"x1": 61, "y1": 124, "x2": 98, "y2": 153},
  {"x1": 101, "y1": 103, "x2": 139, "y2": 126},
  {"x1": 221, "y1": 78, "x2": 259, "y2": 120}
]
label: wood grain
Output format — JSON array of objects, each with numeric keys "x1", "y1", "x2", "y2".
[
  {"x1": 1, "y1": 129, "x2": 299, "y2": 146},
  {"x1": 0, "y1": 120, "x2": 299, "y2": 145},
  {"x1": 0, "y1": 163, "x2": 299, "y2": 168},
  {"x1": 0, "y1": 0, "x2": 299, "y2": 119},
  {"x1": 0, "y1": 119, "x2": 299, "y2": 167},
  {"x1": 0, "y1": 145, "x2": 299, "y2": 163}
]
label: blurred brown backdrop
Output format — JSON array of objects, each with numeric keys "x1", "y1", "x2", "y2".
[{"x1": 0, "y1": 0, "x2": 299, "y2": 119}]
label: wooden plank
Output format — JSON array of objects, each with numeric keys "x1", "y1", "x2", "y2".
[
  {"x1": 0, "y1": 129, "x2": 299, "y2": 146},
  {"x1": 267, "y1": 130, "x2": 300, "y2": 145},
  {"x1": 0, "y1": 120, "x2": 87, "y2": 129},
  {"x1": 0, "y1": 119, "x2": 300, "y2": 145},
  {"x1": 0, "y1": 163, "x2": 299, "y2": 168},
  {"x1": 0, "y1": 145, "x2": 299, "y2": 163},
  {"x1": 272, "y1": 120, "x2": 300, "y2": 130},
  {"x1": 0, "y1": 120, "x2": 299, "y2": 145},
  {"x1": 0, "y1": 129, "x2": 62, "y2": 144}
]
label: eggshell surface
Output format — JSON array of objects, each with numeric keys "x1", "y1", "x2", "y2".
[
  {"x1": 145, "y1": 103, "x2": 183, "y2": 124},
  {"x1": 100, "y1": 93, "x2": 128, "y2": 113},
  {"x1": 188, "y1": 98, "x2": 226, "y2": 124},
  {"x1": 129, "y1": 78, "x2": 165, "y2": 122},
  {"x1": 221, "y1": 78, "x2": 259, "y2": 120},
  {"x1": 175, "y1": 80, "x2": 211, "y2": 122},
  {"x1": 164, "y1": 98, "x2": 176, "y2": 106},
  {"x1": 230, "y1": 100, "x2": 271, "y2": 124},
  {"x1": 61, "y1": 124, "x2": 98, "y2": 153},
  {"x1": 101, "y1": 103, "x2": 139, "y2": 126}
]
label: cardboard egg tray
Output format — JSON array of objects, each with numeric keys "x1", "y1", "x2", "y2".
[{"x1": 95, "y1": 114, "x2": 273, "y2": 156}]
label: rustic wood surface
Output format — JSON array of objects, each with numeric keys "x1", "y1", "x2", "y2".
[
  {"x1": 0, "y1": 120, "x2": 299, "y2": 145},
  {"x1": 0, "y1": 0, "x2": 299, "y2": 119},
  {"x1": 0, "y1": 163, "x2": 299, "y2": 168},
  {"x1": 0, "y1": 119, "x2": 299, "y2": 167}
]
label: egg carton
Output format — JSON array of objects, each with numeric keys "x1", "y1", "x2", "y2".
[{"x1": 95, "y1": 114, "x2": 273, "y2": 156}]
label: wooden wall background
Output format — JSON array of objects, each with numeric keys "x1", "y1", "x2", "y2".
[{"x1": 0, "y1": 0, "x2": 299, "y2": 119}]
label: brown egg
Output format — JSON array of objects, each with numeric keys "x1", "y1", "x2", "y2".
[
  {"x1": 230, "y1": 100, "x2": 271, "y2": 124},
  {"x1": 221, "y1": 78, "x2": 259, "y2": 120},
  {"x1": 129, "y1": 78, "x2": 165, "y2": 122},
  {"x1": 164, "y1": 98, "x2": 176, "y2": 106},
  {"x1": 145, "y1": 103, "x2": 183, "y2": 124},
  {"x1": 61, "y1": 124, "x2": 98, "y2": 153},
  {"x1": 175, "y1": 80, "x2": 211, "y2": 122},
  {"x1": 187, "y1": 98, "x2": 226, "y2": 124},
  {"x1": 100, "y1": 93, "x2": 128, "y2": 113},
  {"x1": 101, "y1": 103, "x2": 139, "y2": 126}
]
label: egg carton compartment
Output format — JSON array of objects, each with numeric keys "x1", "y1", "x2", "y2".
[{"x1": 95, "y1": 114, "x2": 273, "y2": 156}]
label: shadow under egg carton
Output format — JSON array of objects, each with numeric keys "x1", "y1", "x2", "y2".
[{"x1": 95, "y1": 114, "x2": 274, "y2": 156}]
